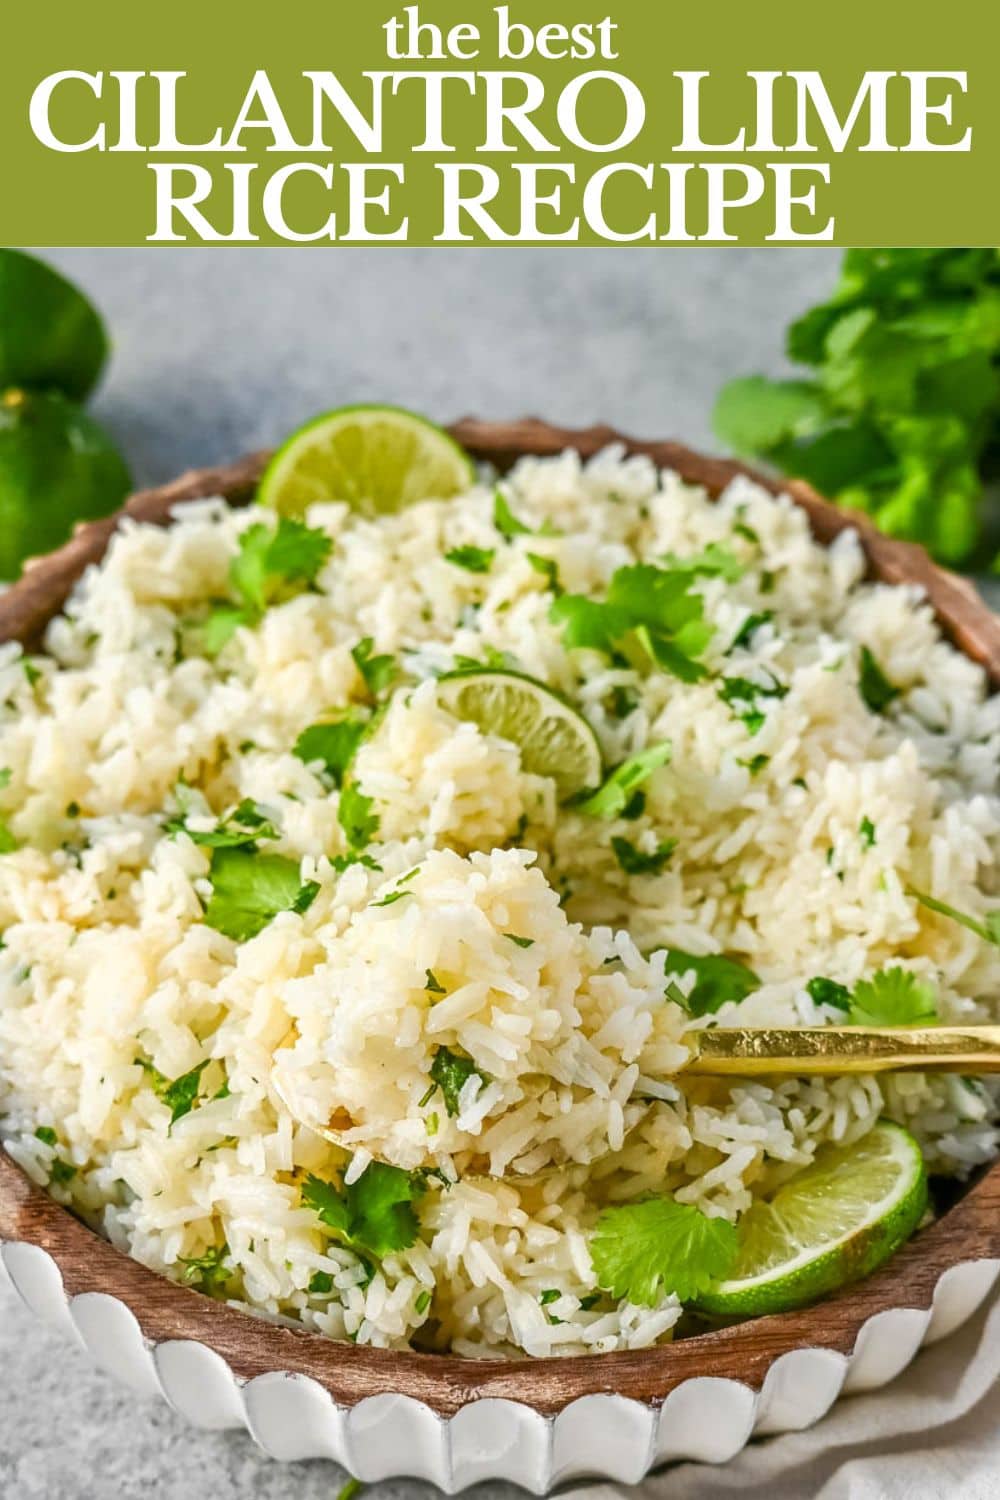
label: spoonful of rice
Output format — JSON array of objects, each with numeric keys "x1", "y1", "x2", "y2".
[{"x1": 269, "y1": 846, "x2": 1000, "y2": 1181}]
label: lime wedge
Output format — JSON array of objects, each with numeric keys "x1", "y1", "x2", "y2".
[
  {"x1": 694, "y1": 1120, "x2": 928, "y2": 1317},
  {"x1": 436, "y1": 670, "x2": 603, "y2": 801},
  {"x1": 258, "y1": 405, "x2": 476, "y2": 518}
]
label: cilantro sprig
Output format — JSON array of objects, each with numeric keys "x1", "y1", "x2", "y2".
[
  {"x1": 589, "y1": 1196, "x2": 738, "y2": 1306},
  {"x1": 806, "y1": 966, "x2": 937, "y2": 1026},
  {"x1": 908, "y1": 887, "x2": 1000, "y2": 947},
  {"x1": 302, "y1": 1161, "x2": 424, "y2": 1258},
  {"x1": 551, "y1": 563, "x2": 714, "y2": 683},
  {"x1": 294, "y1": 712, "x2": 370, "y2": 787},
  {"x1": 202, "y1": 518, "x2": 332, "y2": 654},
  {"x1": 427, "y1": 1046, "x2": 488, "y2": 1117}
]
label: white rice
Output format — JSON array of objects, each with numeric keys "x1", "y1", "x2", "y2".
[{"x1": 0, "y1": 444, "x2": 997, "y2": 1357}]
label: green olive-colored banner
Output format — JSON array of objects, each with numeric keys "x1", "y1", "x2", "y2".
[{"x1": 2, "y1": 0, "x2": 998, "y2": 246}]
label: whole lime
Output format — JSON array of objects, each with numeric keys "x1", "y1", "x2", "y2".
[
  {"x1": 0, "y1": 250, "x2": 109, "y2": 402},
  {"x1": 0, "y1": 389, "x2": 131, "y2": 577}
]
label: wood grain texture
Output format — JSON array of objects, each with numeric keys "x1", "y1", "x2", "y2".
[{"x1": 0, "y1": 417, "x2": 998, "y2": 1417}]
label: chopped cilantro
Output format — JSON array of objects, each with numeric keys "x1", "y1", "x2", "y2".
[
  {"x1": 331, "y1": 851, "x2": 382, "y2": 874},
  {"x1": 166, "y1": 797, "x2": 279, "y2": 849},
  {"x1": 294, "y1": 713, "x2": 369, "y2": 787},
  {"x1": 202, "y1": 518, "x2": 331, "y2": 654},
  {"x1": 49, "y1": 1158, "x2": 77, "y2": 1185},
  {"x1": 579, "y1": 1291, "x2": 603, "y2": 1310},
  {"x1": 611, "y1": 835, "x2": 677, "y2": 875},
  {"x1": 737, "y1": 754, "x2": 769, "y2": 777},
  {"x1": 429, "y1": 1046, "x2": 487, "y2": 1118},
  {"x1": 806, "y1": 976, "x2": 852, "y2": 1011},
  {"x1": 337, "y1": 1480, "x2": 364, "y2": 1500},
  {"x1": 538, "y1": 1288, "x2": 561, "y2": 1305},
  {"x1": 308, "y1": 1270, "x2": 334, "y2": 1295},
  {"x1": 203, "y1": 847, "x2": 318, "y2": 941},
  {"x1": 526, "y1": 552, "x2": 561, "y2": 593},
  {"x1": 718, "y1": 672, "x2": 788, "y2": 734},
  {"x1": 351, "y1": 638, "x2": 397, "y2": 697},
  {"x1": 34, "y1": 1126, "x2": 58, "y2": 1147},
  {"x1": 859, "y1": 816, "x2": 877, "y2": 848},
  {"x1": 0, "y1": 769, "x2": 19, "y2": 853},
  {"x1": 908, "y1": 887, "x2": 1000, "y2": 947},
  {"x1": 371, "y1": 886, "x2": 412, "y2": 908},
  {"x1": 445, "y1": 545, "x2": 495, "y2": 574},
  {"x1": 664, "y1": 950, "x2": 760, "y2": 1017},
  {"x1": 589, "y1": 1195, "x2": 738, "y2": 1306},
  {"x1": 337, "y1": 781, "x2": 379, "y2": 850},
  {"x1": 505, "y1": 933, "x2": 534, "y2": 948},
  {"x1": 578, "y1": 742, "x2": 672, "y2": 819},
  {"x1": 302, "y1": 1161, "x2": 424, "y2": 1258},
  {"x1": 415, "y1": 1288, "x2": 432, "y2": 1314},
  {"x1": 848, "y1": 967, "x2": 937, "y2": 1026},
  {"x1": 660, "y1": 542, "x2": 743, "y2": 581},
  {"x1": 179, "y1": 1241, "x2": 231, "y2": 1294},
  {"x1": 858, "y1": 646, "x2": 900, "y2": 714},
  {"x1": 493, "y1": 490, "x2": 532, "y2": 538},
  {"x1": 21, "y1": 659, "x2": 42, "y2": 687},
  {"x1": 425, "y1": 969, "x2": 446, "y2": 994},
  {"x1": 550, "y1": 563, "x2": 714, "y2": 683},
  {"x1": 729, "y1": 611, "x2": 774, "y2": 652}
]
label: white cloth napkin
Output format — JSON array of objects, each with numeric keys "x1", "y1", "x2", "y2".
[{"x1": 565, "y1": 1288, "x2": 1000, "y2": 1499}]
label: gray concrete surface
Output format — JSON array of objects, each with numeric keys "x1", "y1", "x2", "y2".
[{"x1": 0, "y1": 248, "x2": 995, "y2": 1498}]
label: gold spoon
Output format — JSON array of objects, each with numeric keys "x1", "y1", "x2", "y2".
[{"x1": 272, "y1": 1024, "x2": 1000, "y2": 1176}]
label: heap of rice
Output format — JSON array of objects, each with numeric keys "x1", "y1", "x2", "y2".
[{"x1": 0, "y1": 445, "x2": 997, "y2": 1358}]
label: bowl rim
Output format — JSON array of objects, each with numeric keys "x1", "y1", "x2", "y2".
[{"x1": 1, "y1": 416, "x2": 998, "y2": 1419}]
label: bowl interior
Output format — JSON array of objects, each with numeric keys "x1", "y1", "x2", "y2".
[{"x1": 1, "y1": 418, "x2": 998, "y2": 1416}]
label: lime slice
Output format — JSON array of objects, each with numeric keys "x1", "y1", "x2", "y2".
[
  {"x1": 258, "y1": 404, "x2": 476, "y2": 518},
  {"x1": 694, "y1": 1120, "x2": 928, "y2": 1317},
  {"x1": 0, "y1": 389, "x2": 131, "y2": 579},
  {"x1": 436, "y1": 670, "x2": 603, "y2": 801}
]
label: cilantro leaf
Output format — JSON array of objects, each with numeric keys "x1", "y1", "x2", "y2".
[
  {"x1": 590, "y1": 1196, "x2": 738, "y2": 1306},
  {"x1": 302, "y1": 1162, "x2": 423, "y2": 1258},
  {"x1": 166, "y1": 798, "x2": 279, "y2": 849},
  {"x1": 351, "y1": 637, "x2": 397, "y2": 696},
  {"x1": 577, "y1": 742, "x2": 672, "y2": 818},
  {"x1": 859, "y1": 816, "x2": 877, "y2": 848},
  {"x1": 493, "y1": 490, "x2": 532, "y2": 538},
  {"x1": 611, "y1": 835, "x2": 677, "y2": 875},
  {"x1": 526, "y1": 552, "x2": 561, "y2": 594},
  {"x1": 737, "y1": 753, "x2": 769, "y2": 777},
  {"x1": 230, "y1": 518, "x2": 331, "y2": 614},
  {"x1": 908, "y1": 887, "x2": 1000, "y2": 947},
  {"x1": 34, "y1": 1126, "x2": 58, "y2": 1147},
  {"x1": 445, "y1": 545, "x2": 495, "y2": 574},
  {"x1": 202, "y1": 847, "x2": 317, "y2": 941},
  {"x1": 199, "y1": 606, "x2": 249, "y2": 658},
  {"x1": 551, "y1": 563, "x2": 714, "y2": 683},
  {"x1": 660, "y1": 542, "x2": 743, "y2": 582},
  {"x1": 429, "y1": 1046, "x2": 487, "y2": 1117},
  {"x1": 338, "y1": 781, "x2": 379, "y2": 849},
  {"x1": 718, "y1": 672, "x2": 788, "y2": 734},
  {"x1": 848, "y1": 967, "x2": 937, "y2": 1026},
  {"x1": 135, "y1": 1054, "x2": 211, "y2": 1125},
  {"x1": 806, "y1": 976, "x2": 852, "y2": 1011},
  {"x1": 664, "y1": 950, "x2": 759, "y2": 1017},
  {"x1": 308, "y1": 1270, "x2": 334, "y2": 1295},
  {"x1": 294, "y1": 712, "x2": 369, "y2": 787},
  {"x1": 858, "y1": 646, "x2": 900, "y2": 714},
  {"x1": 729, "y1": 611, "x2": 774, "y2": 652}
]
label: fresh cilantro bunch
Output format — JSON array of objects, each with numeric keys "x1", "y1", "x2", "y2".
[{"x1": 713, "y1": 249, "x2": 1000, "y2": 567}]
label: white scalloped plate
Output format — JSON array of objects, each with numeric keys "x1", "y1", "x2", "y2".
[{"x1": 2, "y1": 1235, "x2": 997, "y2": 1490}]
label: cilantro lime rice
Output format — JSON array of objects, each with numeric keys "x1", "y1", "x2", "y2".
[{"x1": 0, "y1": 444, "x2": 998, "y2": 1356}]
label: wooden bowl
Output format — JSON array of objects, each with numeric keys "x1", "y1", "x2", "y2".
[{"x1": 1, "y1": 419, "x2": 999, "y2": 1490}]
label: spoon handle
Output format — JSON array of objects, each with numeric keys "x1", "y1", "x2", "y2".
[{"x1": 685, "y1": 1026, "x2": 1000, "y2": 1076}]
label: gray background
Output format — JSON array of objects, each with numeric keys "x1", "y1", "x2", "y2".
[{"x1": 1, "y1": 248, "x2": 996, "y2": 1499}]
